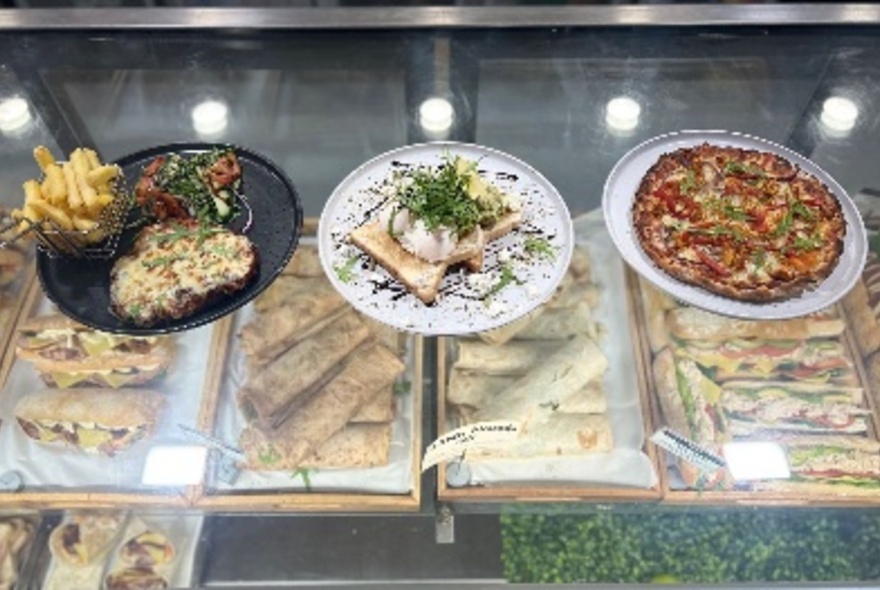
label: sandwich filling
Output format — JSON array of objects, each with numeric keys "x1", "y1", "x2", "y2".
[{"x1": 16, "y1": 418, "x2": 149, "y2": 456}]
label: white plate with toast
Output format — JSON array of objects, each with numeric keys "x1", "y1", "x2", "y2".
[{"x1": 319, "y1": 142, "x2": 574, "y2": 335}]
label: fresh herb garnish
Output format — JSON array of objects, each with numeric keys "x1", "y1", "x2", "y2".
[
  {"x1": 486, "y1": 263, "x2": 523, "y2": 298},
  {"x1": 752, "y1": 248, "x2": 767, "y2": 269},
  {"x1": 791, "y1": 200, "x2": 816, "y2": 220},
  {"x1": 127, "y1": 303, "x2": 142, "y2": 318},
  {"x1": 292, "y1": 468, "x2": 313, "y2": 491},
  {"x1": 258, "y1": 444, "x2": 281, "y2": 466},
  {"x1": 724, "y1": 160, "x2": 765, "y2": 178},
  {"x1": 142, "y1": 254, "x2": 182, "y2": 269},
  {"x1": 723, "y1": 204, "x2": 751, "y2": 222},
  {"x1": 149, "y1": 223, "x2": 224, "y2": 246},
  {"x1": 334, "y1": 256, "x2": 359, "y2": 284},
  {"x1": 772, "y1": 210, "x2": 793, "y2": 238},
  {"x1": 679, "y1": 169, "x2": 697, "y2": 194},
  {"x1": 393, "y1": 379, "x2": 412, "y2": 397},
  {"x1": 792, "y1": 233, "x2": 821, "y2": 252},
  {"x1": 397, "y1": 156, "x2": 483, "y2": 236},
  {"x1": 524, "y1": 236, "x2": 556, "y2": 261}
]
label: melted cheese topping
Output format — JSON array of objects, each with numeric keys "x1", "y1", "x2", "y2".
[{"x1": 110, "y1": 224, "x2": 256, "y2": 324}]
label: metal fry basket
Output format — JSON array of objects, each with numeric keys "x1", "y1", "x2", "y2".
[{"x1": 0, "y1": 185, "x2": 135, "y2": 259}]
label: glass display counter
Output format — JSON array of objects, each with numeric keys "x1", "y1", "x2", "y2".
[{"x1": 1, "y1": 5, "x2": 880, "y2": 588}]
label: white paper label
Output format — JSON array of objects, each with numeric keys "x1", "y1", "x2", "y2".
[{"x1": 422, "y1": 421, "x2": 520, "y2": 471}]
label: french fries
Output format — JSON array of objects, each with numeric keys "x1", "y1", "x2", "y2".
[{"x1": 11, "y1": 145, "x2": 120, "y2": 244}]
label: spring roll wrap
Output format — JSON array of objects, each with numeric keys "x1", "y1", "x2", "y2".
[
  {"x1": 240, "y1": 343, "x2": 405, "y2": 468},
  {"x1": 237, "y1": 310, "x2": 371, "y2": 428},
  {"x1": 473, "y1": 334, "x2": 608, "y2": 425}
]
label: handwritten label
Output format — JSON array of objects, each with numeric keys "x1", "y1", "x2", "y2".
[
  {"x1": 422, "y1": 421, "x2": 520, "y2": 471},
  {"x1": 650, "y1": 427, "x2": 725, "y2": 473}
]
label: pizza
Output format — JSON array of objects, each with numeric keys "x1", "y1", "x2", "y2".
[{"x1": 632, "y1": 143, "x2": 846, "y2": 302}]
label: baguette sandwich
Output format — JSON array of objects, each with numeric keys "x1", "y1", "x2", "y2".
[
  {"x1": 678, "y1": 338, "x2": 856, "y2": 384},
  {"x1": 652, "y1": 347, "x2": 731, "y2": 489},
  {"x1": 15, "y1": 388, "x2": 166, "y2": 455},
  {"x1": 15, "y1": 314, "x2": 174, "y2": 388},
  {"x1": 721, "y1": 381, "x2": 869, "y2": 436},
  {"x1": 667, "y1": 307, "x2": 845, "y2": 342},
  {"x1": 750, "y1": 435, "x2": 880, "y2": 495}
]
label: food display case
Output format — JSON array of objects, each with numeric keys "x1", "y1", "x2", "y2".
[{"x1": 3, "y1": 4, "x2": 880, "y2": 588}]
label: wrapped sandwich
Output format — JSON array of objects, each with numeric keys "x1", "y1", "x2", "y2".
[
  {"x1": 15, "y1": 314, "x2": 174, "y2": 388},
  {"x1": 15, "y1": 388, "x2": 166, "y2": 455}
]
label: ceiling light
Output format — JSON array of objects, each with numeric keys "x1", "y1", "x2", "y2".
[
  {"x1": 419, "y1": 97, "x2": 454, "y2": 139},
  {"x1": 605, "y1": 96, "x2": 641, "y2": 133},
  {"x1": 0, "y1": 97, "x2": 32, "y2": 135},
  {"x1": 191, "y1": 99, "x2": 229, "y2": 137},
  {"x1": 820, "y1": 96, "x2": 858, "y2": 134}
]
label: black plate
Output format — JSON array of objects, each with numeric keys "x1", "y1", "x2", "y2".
[{"x1": 37, "y1": 142, "x2": 303, "y2": 335}]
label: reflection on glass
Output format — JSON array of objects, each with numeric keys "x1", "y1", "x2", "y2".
[
  {"x1": 723, "y1": 441, "x2": 791, "y2": 481},
  {"x1": 192, "y1": 99, "x2": 229, "y2": 138},
  {"x1": 419, "y1": 97, "x2": 454, "y2": 139},
  {"x1": 0, "y1": 97, "x2": 32, "y2": 136},
  {"x1": 820, "y1": 96, "x2": 858, "y2": 136},
  {"x1": 605, "y1": 96, "x2": 641, "y2": 134}
]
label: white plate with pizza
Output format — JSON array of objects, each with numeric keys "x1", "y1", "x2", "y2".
[
  {"x1": 603, "y1": 130, "x2": 867, "y2": 320},
  {"x1": 318, "y1": 142, "x2": 574, "y2": 335}
]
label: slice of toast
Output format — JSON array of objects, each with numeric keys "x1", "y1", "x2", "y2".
[
  {"x1": 463, "y1": 209, "x2": 523, "y2": 272},
  {"x1": 350, "y1": 222, "x2": 486, "y2": 304}
]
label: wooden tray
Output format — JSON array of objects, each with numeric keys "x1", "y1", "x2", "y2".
[
  {"x1": 192, "y1": 233, "x2": 423, "y2": 513},
  {"x1": 0, "y1": 279, "x2": 222, "y2": 509},
  {"x1": 629, "y1": 269, "x2": 880, "y2": 506}
]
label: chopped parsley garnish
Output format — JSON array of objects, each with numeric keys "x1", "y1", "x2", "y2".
[
  {"x1": 126, "y1": 303, "x2": 142, "y2": 318},
  {"x1": 334, "y1": 256, "x2": 359, "y2": 284},
  {"x1": 142, "y1": 254, "x2": 182, "y2": 269},
  {"x1": 524, "y1": 236, "x2": 556, "y2": 261},
  {"x1": 486, "y1": 262, "x2": 523, "y2": 298},
  {"x1": 149, "y1": 223, "x2": 224, "y2": 245},
  {"x1": 393, "y1": 379, "x2": 412, "y2": 397},
  {"x1": 292, "y1": 468, "x2": 313, "y2": 491}
]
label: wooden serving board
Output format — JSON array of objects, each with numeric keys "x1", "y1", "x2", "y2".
[
  {"x1": 629, "y1": 268, "x2": 880, "y2": 507},
  {"x1": 0, "y1": 279, "x2": 218, "y2": 509}
]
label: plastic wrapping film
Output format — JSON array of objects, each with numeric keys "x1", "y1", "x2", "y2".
[
  {"x1": 210, "y1": 301, "x2": 415, "y2": 494},
  {"x1": 0, "y1": 295, "x2": 214, "y2": 492},
  {"x1": 448, "y1": 211, "x2": 658, "y2": 489},
  {"x1": 41, "y1": 512, "x2": 203, "y2": 590}
]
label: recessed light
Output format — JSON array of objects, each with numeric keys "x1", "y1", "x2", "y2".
[
  {"x1": 419, "y1": 97, "x2": 454, "y2": 138},
  {"x1": 192, "y1": 99, "x2": 229, "y2": 137},
  {"x1": 821, "y1": 96, "x2": 858, "y2": 133},
  {"x1": 606, "y1": 96, "x2": 641, "y2": 132},
  {"x1": 0, "y1": 97, "x2": 32, "y2": 134}
]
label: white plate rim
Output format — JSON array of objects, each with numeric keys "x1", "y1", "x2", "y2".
[
  {"x1": 318, "y1": 141, "x2": 574, "y2": 335},
  {"x1": 602, "y1": 129, "x2": 868, "y2": 320}
]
